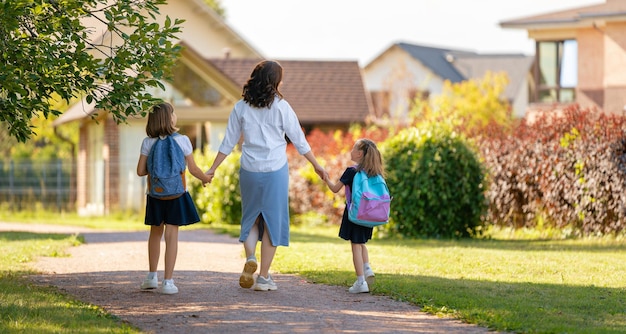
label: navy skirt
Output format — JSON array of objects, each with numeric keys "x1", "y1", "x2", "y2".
[
  {"x1": 144, "y1": 192, "x2": 200, "y2": 226},
  {"x1": 338, "y1": 208, "x2": 373, "y2": 244}
]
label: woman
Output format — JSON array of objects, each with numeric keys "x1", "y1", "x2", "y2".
[{"x1": 206, "y1": 60, "x2": 326, "y2": 291}]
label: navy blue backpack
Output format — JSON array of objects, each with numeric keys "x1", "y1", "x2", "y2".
[{"x1": 146, "y1": 133, "x2": 186, "y2": 200}]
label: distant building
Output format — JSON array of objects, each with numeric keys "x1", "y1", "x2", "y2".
[
  {"x1": 363, "y1": 42, "x2": 533, "y2": 122},
  {"x1": 500, "y1": 0, "x2": 626, "y2": 115}
]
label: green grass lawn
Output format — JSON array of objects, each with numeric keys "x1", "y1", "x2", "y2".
[
  {"x1": 274, "y1": 224, "x2": 626, "y2": 333},
  {"x1": 1, "y1": 215, "x2": 625, "y2": 333},
  {"x1": 0, "y1": 228, "x2": 141, "y2": 333}
]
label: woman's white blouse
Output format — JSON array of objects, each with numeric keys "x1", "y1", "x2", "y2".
[{"x1": 218, "y1": 97, "x2": 311, "y2": 173}]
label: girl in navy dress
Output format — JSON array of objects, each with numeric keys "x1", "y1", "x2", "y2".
[{"x1": 323, "y1": 138, "x2": 385, "y2": 293}]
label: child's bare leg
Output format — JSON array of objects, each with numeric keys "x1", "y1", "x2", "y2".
[
  {"x1": 351, "y1": 243, "x2": 364, "y2": 276},
  {"x1": 163, "y1": 224, "x2": 179, "y2": 280},
  {"x1": 361, "y1": 244, "x2": 370, "y2": 266},
  {"x1": 148, "y1": 224, "x2": 165, "y2": 272}
]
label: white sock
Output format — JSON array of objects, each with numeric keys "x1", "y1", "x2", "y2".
[
  {"x1": 147, "y1": 272, "x2": 157, "y2": 279},
  {"x1": 357, "y1": 275, "x2": 365, "y2": 284},
  {"x1": 163, "y1": 278, "x2": 173, "y2": 284},
  {"x1": 364, "y1": 263, "x2": 371, "y2": 270}
]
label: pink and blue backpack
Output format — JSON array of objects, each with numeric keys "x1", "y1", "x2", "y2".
[{"x1": 346, "y1": 169, "x2": 392, "y2": 228}]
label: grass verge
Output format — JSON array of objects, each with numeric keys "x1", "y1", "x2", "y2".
[{"x1": 0, "y1": 230, "x2": 141, "y2": 333}]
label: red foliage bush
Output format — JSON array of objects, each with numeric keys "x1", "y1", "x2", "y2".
[
  {"x1": 477, "y1": 105, "x2": 626, "y2": 235},
  {"x1": 287, "y1": 127, "x2": 389, "y2": 223}
]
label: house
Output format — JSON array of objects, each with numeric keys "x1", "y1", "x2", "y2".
[
  {"x1": 52, "y1": 1, "x2": 371, "y2": 216},
  {"x1": 500, "y1": 0, "x2": 626, "y2": 115},
  {"x1": 363, "y1": 42, "x2": 534, "y2": 121}
]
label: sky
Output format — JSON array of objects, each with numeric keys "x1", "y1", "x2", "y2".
[{"x1": 219, "y1": 0, "x2": 603, "y2": 66}]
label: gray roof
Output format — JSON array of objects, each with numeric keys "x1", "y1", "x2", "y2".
[
  {"x1": 397, "y1": 42, "x2": 473, "y2": 82},
  {"x1": 395, "y1": 42, "x2": 533, "y2": 100},
  {"x1": 449, "y1": 53, "x2": 534, "y2": 101}
]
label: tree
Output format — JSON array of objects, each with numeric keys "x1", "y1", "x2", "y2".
[
  {"x1": 411, "y1": 71, "x2": 513, "y2": 136},
  {"x1": 0, "y1": 0, "x2": 184, "y2": 142}
]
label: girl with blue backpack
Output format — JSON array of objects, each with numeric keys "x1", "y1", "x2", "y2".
[
  {"x1": 323, "y1": 138, "x2": 386, "y2": 293},
  {"x1": 136, "y1": 102, "x2": 211, "y2": 294}
]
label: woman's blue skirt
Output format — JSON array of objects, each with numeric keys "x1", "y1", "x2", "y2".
[{"x1": 239, "y1": 163, "x2": 290, "y2": 246}]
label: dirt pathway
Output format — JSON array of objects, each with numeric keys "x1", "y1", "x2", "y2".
[{"x1": 1, "y1": 223, "x2": 494, "y2": 333}]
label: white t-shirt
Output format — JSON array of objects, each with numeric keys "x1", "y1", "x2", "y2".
[
  {"x1": 140, "y1": 134, "x2": 193, "y2": 157},
  {"x1": 218, "y1": 96, "x2": 311, "y2": 173}
]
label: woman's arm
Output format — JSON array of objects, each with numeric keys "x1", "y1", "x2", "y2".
[{"x1": 303, "y1": 151, "x2": 327, "y2": 180}]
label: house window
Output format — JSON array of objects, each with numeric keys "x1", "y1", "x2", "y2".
[
  {"x1": 172, "y1": 62, "x2": 225, "y2": 106},
  {"x1": 534, "y1": 40, "x2": 577, "y2": 103}
]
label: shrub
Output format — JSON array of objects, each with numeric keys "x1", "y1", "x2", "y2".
[
  {"x1": 478, "y1": 106, "x2": 626, "y2": 235},
  {"x1": 382, "y1": 125, "x2": 487, "y2": 238}
]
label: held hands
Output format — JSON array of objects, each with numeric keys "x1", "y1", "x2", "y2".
[
  {"x1": 204, "y1": 169, "x2": 215, "y2": 185},
  {"x1": 314, "y1": 165, "x2": 328, "y2": 182}
]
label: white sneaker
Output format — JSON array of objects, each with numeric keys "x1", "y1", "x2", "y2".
[
  {"x1": 158, "y1": 280, "x2": 178, "y2": 294},
  {"x1": 348, "y1": 280, "x2": 369, "y2": 294},
  {"x1": 253, "y1": 275, "x2": 278, "y2": 291},
  {"x1": 140, "y1": 275, "x2": 158, "y2": 290},
  {"x1": 364, "y1": 268, "x2": 375, "y2": 286}
]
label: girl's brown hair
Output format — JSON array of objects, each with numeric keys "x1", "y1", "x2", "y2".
[
  {"x1": 356, "y1": 138, "x2": 385, "y2": 178},
  {"x1": 242, "y1": 60, "x2": 284, "y2": 108},
  {"x1": 146, "y1": 103, "x2": 178, "y2": 138}
]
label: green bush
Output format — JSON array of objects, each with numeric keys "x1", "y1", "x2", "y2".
[
  {"x1": 382, "y1": 125, "x2": 487, "y2": 238},
  {"x1": 189, "y1": 150, "x2": 242, "y2": 225}
]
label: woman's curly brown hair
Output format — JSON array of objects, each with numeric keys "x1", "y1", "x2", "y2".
[{"x1": 242, "y1": 60, "x2": 284, "y2": 108}]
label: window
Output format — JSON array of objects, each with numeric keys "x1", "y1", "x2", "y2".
[{"x1": 534, "y1": 40, "x2": 577, "y2": 103}]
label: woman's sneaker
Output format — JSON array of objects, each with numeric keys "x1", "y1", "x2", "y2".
[
  {"x1": 140, "y1": 275, "x2": 158, "y2": 290},
  {"x1": 348, "y1": 280, "x2": 369, "y2": 294},
  {"x1": 253, "y1": 275, "x2": 277, "y2": 291},
  {"x1": 364, "y1": 268, "x2": 375, "y2": 286},
  {"x1": 239, "y1": 258, "x2": 258, "y2": 288},
  {"x1": 158, "y1": 280, "x2": 178, "y2": 294}
]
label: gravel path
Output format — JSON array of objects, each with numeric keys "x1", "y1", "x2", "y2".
[{"x1": 1, "y1": 222, "x2": 495, "y2": 333}]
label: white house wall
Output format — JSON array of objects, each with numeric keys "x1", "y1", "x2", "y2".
[
  {"x1": 80, "y1": 123, "x2": 104, "y2": 216},
  {"x1": 364, "y1": 48, "x2": 446, "y2": 121},
  {"x1": 512, "y1": 82, "x2": 529, "y2": 118},
  {"x1": 118, "y1": 124, "x2": 147, "y2": 212},
  {"x1": 365, "y1": 48, "x2": 445, "y2": 94},
  {"x1": 162, "y1": 0, "x2": 261, "y2": 59}
]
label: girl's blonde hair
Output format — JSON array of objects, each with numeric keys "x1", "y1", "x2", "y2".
[
  {"x1": 146, "y1": 102, "x2": 178, "y2": 138},
  {"x1": 355, "y1": 138, "x2": 385, "y2": 177}
]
